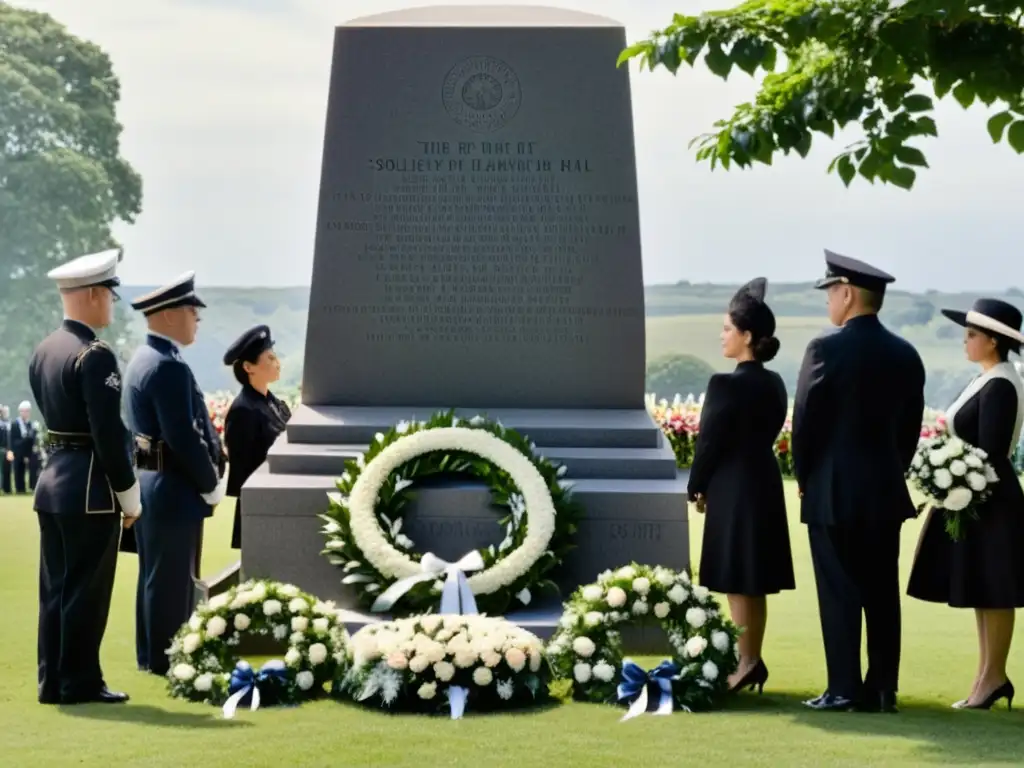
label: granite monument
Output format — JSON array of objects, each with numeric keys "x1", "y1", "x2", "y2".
[{"x1": 238, "y1": 6, "x2": 689, "y2": 645}]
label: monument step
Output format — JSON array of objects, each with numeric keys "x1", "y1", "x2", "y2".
[
  {"x1": 286, "y1": 405, "x2": 663, "y2": 449},
  {"x1": 240, "y1": 469, "x2": 689, "y2": 610},
  {"x1": 266, "y1": 435, "x2": 678, "y2": 480}
]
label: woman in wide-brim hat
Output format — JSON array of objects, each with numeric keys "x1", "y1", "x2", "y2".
[{"x1": 907, "y1": 297, "x2": 1024, "y2": 710}]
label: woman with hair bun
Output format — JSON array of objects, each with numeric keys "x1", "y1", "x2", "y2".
[{"x1": 687, "y1": 277, "x2": 795, "y2": 694}]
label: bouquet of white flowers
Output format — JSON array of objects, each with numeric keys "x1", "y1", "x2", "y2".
[{"x1": 908, "y1": 433, "x2": 999, "y2": 541}]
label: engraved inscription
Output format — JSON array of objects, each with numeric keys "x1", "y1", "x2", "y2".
[{"x1": 321, "y1": 138, "x2": 641, "y2": 347}]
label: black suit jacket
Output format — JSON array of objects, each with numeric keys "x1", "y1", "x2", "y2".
[
  {"x1": 793, "y1": 314, "x2": 925, "y2": 528},
  {"x1": 10, "y1": 419, "x2": 39, "y2": 458}
]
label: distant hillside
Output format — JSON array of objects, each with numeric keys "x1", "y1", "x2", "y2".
[{"x1": 117, "y1": 282, "x2": 1022, "y2": 406}]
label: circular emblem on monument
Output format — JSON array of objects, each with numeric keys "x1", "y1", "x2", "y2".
[{"x1": 442, "y1": 56, "x2": 521, "y2": 133}]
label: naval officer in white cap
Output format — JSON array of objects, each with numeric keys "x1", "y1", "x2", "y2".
[{"x1": 28, "y1": 248, "x2": 141, "y2": 705}]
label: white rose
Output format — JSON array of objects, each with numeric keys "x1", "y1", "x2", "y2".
[
  {"x1": 472, "y1": 667, "x2": 493, "y2": 686},
  {"x1": 193, "y1": 673, "x2": 214, "y2": 692},
  {"x1": 433, "y1": 661, "x2": 455, "y2": 682},
  {"x1": 631, "y1": 600, "x2": 649, "y2": 616},
  {"x1": 711, "y1": 630, "x2": 731, "y2": 652},
  {"x1": 262, "y1": 600, "x2": 282, "y2": 616},
  {"x1": 290, "y1": 632, "x2": 305, "y2": 645},
  {"x1": 911, "y1": 453, "x2": 924, "y2": 469},
  {"x1": 205, "y1": 616, "x2": 227, "y2": 638},
  {"x1": 188, "y1": 614, "x2": 202, "y2": 631},
  {"x1": 233, "y1": 614, "x2": 251, "y2": 631},
  {"x1": 581, "y1": 585, "x2": 604, "y2": 602},
  {"x1": 685, "y1": 635, "x2": 708, "y2": 657},
  {"x1": 592, "y1": 661, "x2": 616, "y2": 682},
  {"x1": 702, "y1": 660, "x2": 719, "y2": 681},
  {"x1": 667, "y1": 585, "x2": 689, "y2": 604},
  {"x1": 288, "y1": 598, "x2": 308, "y2": 613},
  {"x1": 949, "y1": 459, "x2": 967, "y2": 477},
  {"x1": 631, "y1": 577, "x2": 651, "y2": 595},
  {"x1": 572, "y1": 637, "x2": 596, "y2": 658},
  {"x1": 584, "y1": 611, "x2": 604, "y2": 628},
  {"x1": 606, "y1": 587, "x2": 627, "y2": 608},
  {"x1": 573, "y1": 663, "x2": 592, "y2": 683},
  {"x1": 692, "y1": 585, "x2": 710, "y2": 602},
  {"x1": 278, "y1": 584, "x2": 300, "y2": 598},
  {"x1": 417, "y1": 682, "x2": 437, "y2": 700},
  {"x1": 933, "y1": 468, "x2": 953, "y2": 489},
  {"x1": 942, "y1": 486, "x2": 973, "y2": 512},
  {"x1": 291, "y1": 616, "x2": 309, "y2": 632},
  {"x1": 616, "y1": 566, "x2": 637, "y2": 580},
  {"x1": 285, "y1": 648, "x2": 302, "y2": 666},
  {"x1": 947, "y1": 438, "x2": 965, "y2": 457},
  {"x1": 312, "y1": 618, "x2": 330, "y2": 633},
  {"x1": 296, "y1": 671, "x2": 315, "y2": 691},
  {"x1": 985, "y1": 465, "x2": 999, "y2": 483},
  {"x1": 928, "y1": 449, "x2": 948, "y2": 467},
  {"x1": 308, "y1": 643, "x2": 328, "y2": 665},
  {"x1": 654, "y1": 602, "x2": 671, "y2": 619},
  {"x1": 655, "y1": 568, "x2": 676, "y2": 587},
  {"x1": 966, "y1": 471, "x2": 988, "y2": 491},
  {"x1": 172, "y1": 663, "x2": 195, "y2": 681},
  {"x1": 686, "y1": 607, "x2": 708, "y2": 628},
  {"x1": 208, "y1": 594, "x2": 230, "y2": 611},
  {"x1": 182, "y1": 633, "x2": 201, "y2": 655}
]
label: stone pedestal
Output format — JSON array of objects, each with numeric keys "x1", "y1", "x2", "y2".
[{"x1": 235, "y1": 7, "x2": 690, "y2": 650}]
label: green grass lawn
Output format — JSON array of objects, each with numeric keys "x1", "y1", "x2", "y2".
[{"x1": 2, "y1": 483, "x2": 1023, "y2": 767}]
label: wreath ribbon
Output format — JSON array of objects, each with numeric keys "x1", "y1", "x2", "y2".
[
  {"x1": 616, "y1": 660, "x2": 683, "y2": 721},
  {"x1": 370, "y1": 551, "x2": 485, "y2": 615},
  {"x1": 222, "y1": 660, "x2": 288, "y2": 719}
]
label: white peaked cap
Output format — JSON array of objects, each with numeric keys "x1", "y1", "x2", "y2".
[{"x1": 47, "y1": 248, "x2": 123, "y2": 290}]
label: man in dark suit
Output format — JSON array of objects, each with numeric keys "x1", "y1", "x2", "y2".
[
  {"x1": 793, "y1": 249, "x2": 925, "y2": 714},
  {"x1": 0, "y1": 405, "x2": 12, "y2": 494},
  {"x1": 29, "y1": 248, "x2": 141, "y2": 705},
  {"x1": 11, "y1": 401, "x2": 41, "y2": 493},
  {"x1": 124, "y1": 271, "x2": 226, "y2": 675}
]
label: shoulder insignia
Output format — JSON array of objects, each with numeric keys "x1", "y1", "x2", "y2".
[
  {"x1": 104, "y1": 372, "x2": 122, "y2": 391},
  {"x1": 74, "y1": 339, "x2": 116, "y2": 370}
]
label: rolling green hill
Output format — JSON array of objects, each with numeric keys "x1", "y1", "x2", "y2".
[{"x1": 114, "y1": 282, "x2": 1019, "y2": 408}]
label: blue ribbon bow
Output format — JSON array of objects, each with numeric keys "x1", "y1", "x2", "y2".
[
  {"x1": 222, "y1": 660, "x2": 289, "y2": 719},
  {"x1": 616, "y1": 659, "x2": 682, "y2": 721}
]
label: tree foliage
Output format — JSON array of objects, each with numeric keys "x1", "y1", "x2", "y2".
[
  {"x1": 645, "y1": 353, "x2": 717, "y2": 399},
  {"x1": 619, "y1": 0, "x2": 1024, "y2": 189},
  {"x1": 0, "y1": 3, "x2": 142, "y2": 405}
]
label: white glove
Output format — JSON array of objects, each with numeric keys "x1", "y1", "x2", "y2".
[
  {"x1": 201, "y1": 475, "x2": 228, "y2": 507},
  {"x1": 116, "y1": 480, "x2": 142, "y2": 518}
]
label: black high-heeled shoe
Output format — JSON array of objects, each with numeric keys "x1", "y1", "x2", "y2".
[
  {"x1": 963, "y1": 680, "x2": 1014, "y2": 711},
  {"x1": 729, "y1": 659, "x2": 769, "y2": 694}
]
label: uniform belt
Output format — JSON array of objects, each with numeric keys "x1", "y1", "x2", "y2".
[
  {"x1": 45, "y1": 431, "x2": 92, "y2": 449},
  {"x1": 135, "y1": 438, "x2": 226, "y2": 479}
]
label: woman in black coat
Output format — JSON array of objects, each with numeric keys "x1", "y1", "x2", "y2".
[
  {"x1": 222, "y1": 325, "x2": 292, "y2": 550},
  {"x1": 687, "y1": 278, "x2": 795, "y2": 694},
  {"x1": 908, "y1": 298, "x2": 1024, "y2": 710}
]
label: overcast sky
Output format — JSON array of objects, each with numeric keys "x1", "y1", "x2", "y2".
[{"x1": 16, "y1": 0, "x2": 1024, "y2": 291}]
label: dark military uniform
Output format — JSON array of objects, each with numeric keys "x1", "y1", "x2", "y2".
[
  {"x1": 222, "y1": 325, "x2": 291, "y2": 549},
  {"x1": 0, "y1": 413, "x2": 12, "y2": 494},
  {"x1": 10, "y1": 412, "x2": 41, "y2": 493},
  {"x1": 125, "y1": 273, "x2": 225, "y2": 675},
  {"x1": 29, "y1": 248, "x2": 139, "y2": 705},
  {"x1": 793, "y1": 250, "x2": 925, "y2": 713}
]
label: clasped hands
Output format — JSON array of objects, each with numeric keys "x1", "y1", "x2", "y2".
[{"x1": 691, "y1": 493, "x2": 706, "y2": 514}]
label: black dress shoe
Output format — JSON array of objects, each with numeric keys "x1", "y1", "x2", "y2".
[
  {"x1": 38, "y1": 694, "x2": 61, "y2": 705},
  {"x1": 61, "y1": 687, "x2": 130, "y2": 705},
  {"x1": 803, "y1": 692, "x2": 856, "y2": 711}
]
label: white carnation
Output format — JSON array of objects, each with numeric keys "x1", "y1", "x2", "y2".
[
  {"x1": 417, "y1": 682, "x2": 437, "y2": 700},
  {"x1": 296, "y1": 671, "x2": 314, "y2": 691},
  {"x1": 667, "y1": 585, "x2": 688, "y2": 604},
  {"x1": 592, "y1": 661, "x2": 616, "y2": 682},
  {"x1": 193, "y1": 673, "x2": 214, "y2": 692},
  {"x1": 654, "y1": 602, "x2": 671, "y2": 619},
  {"x1": 312, "y1": 618, "x2": 330, "y2": 633},
  {"x1": 933, "y1": 468, "x2": 953, "y2": 489},
  {"x1": 288, "y1": 598, "x2": 308, "y2": 613},
  {"x1": 408, "y1": 655, "x2": 430, "y2": 674},
  {"x1": 472, "y1": 667, "x2": 493, "y2": 686},
  {"x1": 207, "y1": 594, "x2": 230, "y2": 611},
  {"x1": 966, "y1": 471, "x2": 988, "y2": 491},
  {"x1": 631, "y1": 600, "x2": 649, "y2": 616},
  {"x1": 606, "y1": 587, "x2": 627, "y2": 608},
  {"x1": 308, "y1": 643, "x2": 328, "y2": 665},
  {"x1": 928, "y1": 449, "x2": 948, "y2": 467},
  {"x1": 685, "y1": 607, "x2": 708, "y2": 628},
  {"x1": 584, "y1": 611, "x2": 604, "y2": 628},
  {"x1": 711, "y1": 630, "x2": 731, "y2": 652},
  {"x1": 692, "y1": 585, "x2": 710, "y2": 602},
  {"x1": 942, "y1": 486, "x2": 973, "y2": 512},
  {"x1": 631, "y1": 577, "x2": 651, "y2": 595},
  {"x1": 182, "y1": 633, "x2": 201, "y2": 655},
  {"x1": 419, "y1": 615, "x2": 443, "y2": 634},
  {"x1": 947, "y1": 438, "x2": 965, "y2": 457},
  {"x1": 985, "y1": 465, "x2": 999, "y2": 483},
  {"x1": 685, "y1": 635, "x2": 708, "y2": 657},
  {"x1": 581, "y1": 585, "x2": 604, "y2": 602},
  {"x1": 233, "y1": 614, "x2": 251, "y2": 631},
  {"x1": 172, "y1": 663, "x2": 195, "y2": 681},
  {"x1": 702, "y1": 660, "x2": 719, "y2": 681},
  {"x1": 965, "y1": 454, "x2": 983, "y2": 468},
  {"x1": 278, "y1": 584, "x2": 300, "y2": 598},
  {"x1": 949, "y1": 459, "x2": 967, "y2": 477},
  {"x1": 911, "y1": 452, "x2": 924, "y2": 468},
  {"x1": 285, "y1": 648, "x2": 302, "y2": 666},
  {"x1": 615, "y1": 566, "x2": 636, "y2": 580},
  {"x1": 573, "y1": 663, "x2": 592, "y2": 683},
  {"x1": 188, "y1": 614, "x2": 202, "y2": 631},
  {"x1": 655, "y1": 568, "x2": 676, "y2": 587},
  {"x1": 262, "y1": 599, "x2": 282, "y2": 616},
  {"x1": 572, "y1": 637, "x2": 596, "y2": 658},
  {"x1": 291, "y1": 616, "x2": 309, "y2": 633},
  {"x1": 433, "y1": 662, "x2": 455, "y2": 682}
]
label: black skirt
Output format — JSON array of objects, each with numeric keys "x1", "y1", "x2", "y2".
[{"x1": 908, "y1": 494, "x2": 1024, "y2": 609}]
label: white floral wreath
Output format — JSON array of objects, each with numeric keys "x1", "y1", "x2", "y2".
[
  {"x1": 337, "y1": 614, "x2": 550, "y2": 716},
  {"x1": 167, "y1": 580, "x2": 349, "y2": 708},
  {"x1": 546, "y1": 564, "x2": 740, "y2": 712},
  {"x1": 322, "y1": 411, "x2": 582, "y2": 616}
]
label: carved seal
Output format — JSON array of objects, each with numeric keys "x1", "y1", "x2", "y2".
[{"x1": 441, "y1": 56, "x2": 521, "y2": 133}]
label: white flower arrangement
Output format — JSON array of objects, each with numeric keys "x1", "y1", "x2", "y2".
[
  {"x1": 321, "y1": 410, "x2": 582, "y2": 616},
  {"x1": 338, "y1": 615, "x2": 550, "y2": 714},
  {"x1": 167, "y1": 580, "x2": 349, "y2": 706},
  {"x1": 908, "y1": 432, "x2": 998, "y2": 541},
  {"x1": 546, "y1": 563, "x2": 740, "y2": 712}
]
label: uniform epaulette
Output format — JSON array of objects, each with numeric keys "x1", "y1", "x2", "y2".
[{"x1": 74, "y1": 339, "x2": 115, "y2": 370}]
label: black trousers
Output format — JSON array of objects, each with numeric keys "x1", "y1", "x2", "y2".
[
  {"x1": 135, "y1": 514, "x2": 203, "y2": 674},
  {"x1": 14, "y1": 452, "x2": 39, "y2": 493},
  {"x1": 37, "y1": 511, "x2": 120, "y2": 701},
  {"x1": 808, "y1": 523, "x2": 903, "y2": 699},
  {"x1": 1, "y1": 456, "x2": 11, "y2": 493}
]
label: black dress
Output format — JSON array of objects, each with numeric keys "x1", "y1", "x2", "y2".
[
  {"x1": 224, "y1": 384, "x2": 291, "y2": 549},
  {"x1": 908, "y1": 366, "x2": 1024, "y2": 608},
  {"x1": 687, "y1": 361, "x2": 795, "y2": 596}
]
